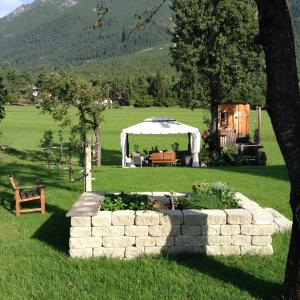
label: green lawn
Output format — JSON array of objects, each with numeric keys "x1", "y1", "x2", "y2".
[{"x1": 0, "y1": 106, "x2": 290, "y2": 299}]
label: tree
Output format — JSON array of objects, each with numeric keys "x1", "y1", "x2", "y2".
[
  {"x1": 0, "y1": 77, "x2": 8, "y2": 123},
  {"x1": 38, "y1": 72, "x2": 106, "y2": 167},
  {"x1": 255, "y1": 1, "x2": 300, "y2": 298},
  {"x1": 171, "y1": 0, "x2": 265, "y2": 150}
]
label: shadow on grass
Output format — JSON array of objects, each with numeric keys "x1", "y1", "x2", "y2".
[
  {"x1": 168, "y1": 254, "x2": 281, "y2": 299},
  {"x1": 0, "y1": 161, "x2": 75, "y2": 254},
  {"x1": 101, "y1": 148, "x2": 121, "y2": 166},
  {"x1": 31, "y1": 203, "x2": 70, "y2": 254},
  {"x1": 213, "y1": 164, "x2": 289, "y2": 182}
]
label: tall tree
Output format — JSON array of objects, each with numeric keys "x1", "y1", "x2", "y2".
[
  {"x1": 255, "y1": 0, "x2": 300, "y2": 298},
  {"x1": 171, "y1": 0, "x2": 265, "y2": 150}
]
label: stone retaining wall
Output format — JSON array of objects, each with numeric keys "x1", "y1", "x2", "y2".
[{"x1": 69, "y1": 193, "x2": 277, "y2": 259}]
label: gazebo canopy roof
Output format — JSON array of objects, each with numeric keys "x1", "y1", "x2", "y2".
[{"x1": 122, "y1": 117, "x2": 199, "y2": 135}]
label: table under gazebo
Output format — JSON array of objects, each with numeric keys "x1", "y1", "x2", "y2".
[{"x1": 120, "y1": 117, "x2": 201, "y2": 168}]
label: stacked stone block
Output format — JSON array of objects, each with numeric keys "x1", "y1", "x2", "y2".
[{"x1": 69, "y1": 205, "x2": 274, "y2": 259}]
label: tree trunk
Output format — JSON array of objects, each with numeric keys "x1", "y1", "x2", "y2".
[
  {"x1": 95, "y1": 126, "x2": 101, "y2": 167},
  {"x1": 209, "y1": 78, "x2": 221, "y2": 151},
  {"x1": 256, "y1": 0, "x2": 300, "y2": 298}
]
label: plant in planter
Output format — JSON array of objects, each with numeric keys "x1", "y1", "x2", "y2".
[
  {"x1": 101, "y1": 193, "x2": 153, "y2": 211},
  {"x1": 178, "y1": 181, "x2": 238, "y2": 210}
]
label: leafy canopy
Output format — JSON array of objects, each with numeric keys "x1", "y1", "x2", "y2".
[{"x1": 171, "y1": 0, "x2": 265, "y2": 107}]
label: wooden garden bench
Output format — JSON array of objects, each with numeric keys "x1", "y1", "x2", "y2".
[
  {"x1": 151, "y1": 152, "x2": 177, "y2": 166},
  {"x1": 9, "y1": 173, "x2": 46, "y2": 217}
]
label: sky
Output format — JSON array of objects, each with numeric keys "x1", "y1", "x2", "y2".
[{"x1": 0, "y1": 0, "x2": 34, "y2": 18}]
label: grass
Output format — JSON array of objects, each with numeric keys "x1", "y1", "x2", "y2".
[{"x1": 0, "y1": 106, "x2": 291, "y2": 299}]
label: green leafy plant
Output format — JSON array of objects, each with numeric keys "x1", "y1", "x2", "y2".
[
  {"x1": 178, "y1": 181, "x2": 238, "y2": 210},
  {"x1": 101, "y1": 192, "x2": 152, "y2": 211},
  {"x1": 171, "y1": 142, "x2": 180, "y2": 152}
]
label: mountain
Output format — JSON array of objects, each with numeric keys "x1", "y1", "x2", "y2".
[
  {"x1": 0, "y1": 0, "x2": 299, "y2": 72},
  {"x1": 0, "y1": 0, "x2": 172, "y2": 69}
]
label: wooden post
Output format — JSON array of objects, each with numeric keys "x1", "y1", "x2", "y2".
[
  {"x1": 257, "y1": 106, "x2": 262, "y2": 145},
  {"x1": 85, "y1": 137, "x2": 92, "y2": 192}
]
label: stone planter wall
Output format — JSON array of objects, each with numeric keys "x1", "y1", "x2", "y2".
[{"x1": 68, "y1": 192, "x2": 281, "y2": 259}]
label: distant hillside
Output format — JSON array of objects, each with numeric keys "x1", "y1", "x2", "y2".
[
  {"x1": 74, "y1": 44, "x2": 175, "y2": 78},
  {"x1": 0, "y1": 0, "x2": 171, "y2": 69}
]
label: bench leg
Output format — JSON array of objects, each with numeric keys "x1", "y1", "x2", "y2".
[
  {"x1": 40, "y1": 189, "x2": 46, "y2": 214},
  {"x1": 15, "y1": 200, "x2": 21, "y2": 217}
]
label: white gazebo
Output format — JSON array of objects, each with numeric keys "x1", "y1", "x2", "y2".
[{"x1": 120, "y1": 117, "x2": 201, "y2": 168}]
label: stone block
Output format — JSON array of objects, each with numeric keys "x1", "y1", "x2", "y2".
[
  {"x1": 251, "y1": 209, "x2": 274, "y2": 225},
  {"x1": 221, "y1": 246, "x2": 240, "y2": 256},
  {"x1": 93, "y1": 247, "x2": 125, "y2": 258},
  {"x1": 252, "y1": 236, "x2": 272, "y2": 246},
  {"x1": 204, "y1": 246, "x2": 221, "y2": 256},
  {"x1": 241, "y1": 245, "x2": 273, "y2": 255},
  {"x1": 168, "y1": 246, "x2": 203, "y2": 255},
  {"x1": 135, "y1": 211, "x2": 160, "y2": 225},
  {"x1": 92, "y1": 226, "x2": 124, "y2": 237},
  {"x1": 155, "y1": 236, "x2": 175, "y2": 247},
  {"x1": 205, "y1": 235, "x2": 231, "y2": 246},
  {"x1": 236, "y1": 193, "x2": 261, "y2": 210},
  {"x1": 112, "y1": 210, "x2": 135, "y2": 225},
  {"x1": 103, "y1": 237, "x2": 135, "y2": 248},
  {"x1": 201, "y1": 210, "x2": 226, "y2": 225},
  {"x1": 182, "y1": 225, "x2": 202, "y2": 236},
  {"x1": 70, "y1": 227, "x2": 91, "y2": 238},
  {"x1": 136, "y1": 236, "x2": 156, "y2": 247},
  {"x1": 175, "y1": 236, "x2": 205, "y2": 247},
  {"x1": 125, "y1": 247, "x2": 144, "y2": 259},
  {"x1": 220, "y1": 225, "x2": 240, "y2": 236},
  {"x1": 225, "y1": 209, "x2": 252, "y2": 224},
  {"x1": 145, "y1": 246, "x2": 168, "y2": 255},
  {"x1": 71, "y1": 216, "x2": 91, "y2": 227},
  {"x1": 92, "y1": 211, "x2": 112, "y2": 226},
  {"x1": 125, "y1": 225, "x2": 148, "y2": 237},
  {"x1": 70, "y1": 248, "x2": 93, "y2": 258},
  {"x1": 148, "y1": 225, "x2": 181, "y2": 237},
  {"x1": 241, "y1": 225, "x2": 274, "y2": 236},
  {"x1": 159, "y1": 210, "x2": 183, "y2": 225},
  {"x1": 182, "y1": 210, "x2": 203, "y2": 225},
  {"x1": 265, "y1": 207, "x2": 292, "y2": 233},
  {"x1": 69, "y1": 237, "x2": 102, "y2": 249},
  {"x1": 201, "y1": 225, "x2": 220, "y2": 236},
  {"x1": 231, "y1": 235, "x2": 251, "y2": 246}
]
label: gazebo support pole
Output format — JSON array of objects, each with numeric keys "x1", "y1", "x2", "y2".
[
  {"x1": 188, "y1": 133, "x2": 192, "y2": 154},
  {"x1": 126, "y1": 134, "x2": 130, "y2": 158}
]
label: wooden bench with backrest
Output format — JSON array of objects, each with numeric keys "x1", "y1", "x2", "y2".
[
  {"x1": 151, "y1": 152, "x2": 177, "y2": 166},
  {"x1": 9, "y1": 173, "x2": 46, "y2": 217}
]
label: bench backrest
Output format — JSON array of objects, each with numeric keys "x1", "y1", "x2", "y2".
[
  {"x1": 152, "y1": 152, "x2": 164, "y2": 160},
  {"x1": 9, "y1": 173, "x2": 18, "y2": 190},
  {"x1": 163, "y1": 152, "x2": 176, "y2": 160}
]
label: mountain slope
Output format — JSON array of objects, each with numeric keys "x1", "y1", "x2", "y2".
[{"x1": 0, "y1": 0, "x2": 171, "y2": 68}]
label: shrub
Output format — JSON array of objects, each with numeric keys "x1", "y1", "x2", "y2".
[{"x1": 178, "y1": 181, "x2": 238, "y2": 210}]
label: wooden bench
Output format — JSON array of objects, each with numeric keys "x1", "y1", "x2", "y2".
[
  {"x1": 151, "y1": 152, "x2": 177, "y2": 166},
  {"x1": 9, "y1": 173, "x2": 46, "y2": 217}
]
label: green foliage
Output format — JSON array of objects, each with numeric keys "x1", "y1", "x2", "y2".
[
  {"x1": 101, "y1": 193, "x2": 152, "y2": 211},
  {"x1": 129, "y1": 93, "x2": 155, "y2": 107},
  {"x1": 0, "y1": 0, "x2": 171, "y2": 69},
  {"x1": 171, "y1": 0, "x2": 266, "y2": 108},
  {"x1": 178, "y1": 181, "x2": 239, "y2": 210},
  {"x1": 0, "y1": 77, "x2": 8, "y2": 123}
]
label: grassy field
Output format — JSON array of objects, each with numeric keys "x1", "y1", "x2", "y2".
[{"x1": 0, "y1": 106, "x2": 291, "y2": 299}]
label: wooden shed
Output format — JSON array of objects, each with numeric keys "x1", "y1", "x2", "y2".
[{"x1": 218, "y1": 102, "x2": 250, "y2": 148}]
